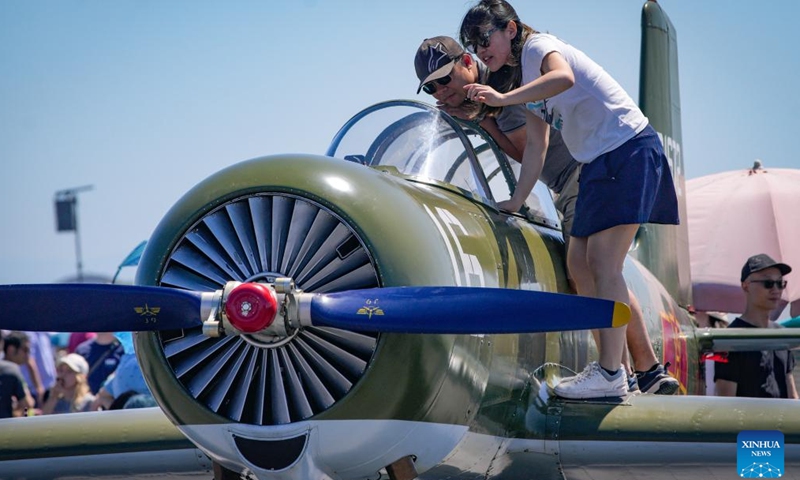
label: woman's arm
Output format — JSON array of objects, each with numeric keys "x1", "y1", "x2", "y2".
[
  {"x1": 40, "y1": 390, "x2": 60, "y2": 415},
  {"x1": 465, "y1": 51, "x2": 575, "y2": 107}
]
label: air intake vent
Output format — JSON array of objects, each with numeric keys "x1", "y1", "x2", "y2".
[{"x1": 156, "y1": 193, "x2": 380, "y2": 425}]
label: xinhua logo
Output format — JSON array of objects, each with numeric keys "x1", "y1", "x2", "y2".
[{"x1": 738, "y1": 430, "x2": 784, "y2": 478}]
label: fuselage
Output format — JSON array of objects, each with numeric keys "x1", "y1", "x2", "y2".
[{"x1": 127, "y1": 100, "x2": 714, "y2": 479}]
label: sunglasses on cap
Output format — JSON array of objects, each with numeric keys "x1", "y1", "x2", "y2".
[
  {"x1": 466, "y1": 26, "x2": 501, "y2": 53},
  {"x1": 422, "y1": 74, "x2": 453, "y2": 95},
  {"x1": 750, "y1": 279, "x2": 788, "y2": 290}
]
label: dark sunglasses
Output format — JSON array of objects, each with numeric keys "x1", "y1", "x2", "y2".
[
  {"x1": 750, "y1": 279, "x2": 788, "y2": 290},
  {"x1": 467, "y1": 26, "x2": 501, "y2": 53},
  {"x1": 422, "y1": 74, "x2": 453, "y2": 95}
]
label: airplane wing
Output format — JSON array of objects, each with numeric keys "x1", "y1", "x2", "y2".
[
  {"x1": 0, "y1": 408, "x2": 212, "y2": 479},
  {"x1": 696, "y1": 327, "x2": 800, "y2": 352},
  {"x1": 518, "y1": 391, "x2": 800, "y2": 479}
]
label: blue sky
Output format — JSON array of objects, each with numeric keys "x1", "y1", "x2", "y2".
[{"x1": 1, "y1": 1, "x2": 798, "y2": 285}]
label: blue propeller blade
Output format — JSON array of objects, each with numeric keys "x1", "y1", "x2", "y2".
[
  {"x1": 0, "y1": 284, "x2": 205, "y2": 332},
  {"x1": 308, "y1": 286, "x2": 630, "y2": 334}
]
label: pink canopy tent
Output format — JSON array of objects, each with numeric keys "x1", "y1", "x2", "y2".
[{"x1": 687, "y1": 163, "x2": 800, "y2": 318}]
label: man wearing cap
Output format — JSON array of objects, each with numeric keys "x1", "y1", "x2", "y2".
[
  {"x1": 414, "y1": 36, "x2": 580, "y2": 246},
  {"x1": 0, "y1": 332, "x2": 34, "y2": 417},
  {"x1": 715, "y1": 254, "x2": 798, "y2": 398}
]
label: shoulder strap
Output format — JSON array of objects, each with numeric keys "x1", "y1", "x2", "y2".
[{"x1": 88, "y1": 340, "x2": 120, "y2": 377}]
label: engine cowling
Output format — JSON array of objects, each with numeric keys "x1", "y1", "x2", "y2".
[{"x1": 133, "y1": 153, "x2": 493, "y2": 477}]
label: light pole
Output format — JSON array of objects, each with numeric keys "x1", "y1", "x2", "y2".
[{"x1": 54, "y1": 185, "x2": 93, "y2": 282}]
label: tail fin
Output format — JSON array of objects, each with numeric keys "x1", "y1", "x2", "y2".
[{"x1": 632, "y1": 0, "x2": 692, "y2": 307}]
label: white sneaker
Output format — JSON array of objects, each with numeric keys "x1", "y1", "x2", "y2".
[{"x1": 554, "y1": 362, "x2": 627, "y2": 399}]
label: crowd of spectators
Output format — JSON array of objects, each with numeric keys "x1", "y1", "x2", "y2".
[{"x1": 0, "y1": 330, "x2": 154, "y2": 418}]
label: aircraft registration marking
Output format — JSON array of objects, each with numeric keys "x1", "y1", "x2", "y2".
[
  {"x1": 656, "y1": 130, "x2": 683, "y2": 195},
  {"x1": 424, "y1": 205, "x2": 485, "y2": 287}
]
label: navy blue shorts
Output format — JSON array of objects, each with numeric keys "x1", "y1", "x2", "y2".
[{"x1": 571, "y1": 124, "x2": 679, "y2": 238}]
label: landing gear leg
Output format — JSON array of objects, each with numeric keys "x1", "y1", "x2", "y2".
[
  {"x1": 386, "y1": 455, "x2": 418, "y2": 480},
  {"x1": 212, "y1": 461, "x2": 241, "y2": 480}
]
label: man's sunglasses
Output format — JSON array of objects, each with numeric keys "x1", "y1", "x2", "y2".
[
  {"x1": 422, "y1": 74, "x2": 453, "y2": 95},
  {"x1": 750, "y1": 279, "x2": 788, "y2": 290},
  {"x1": 467, "y1": 26, "x2": 501, "y2": 53}
]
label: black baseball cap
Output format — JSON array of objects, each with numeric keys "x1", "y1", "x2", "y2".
[
  {"x1": 414, "y1": 36, "x2": 465, "y2": 94},
  {"x1": 740, "y1": 253, "x2": 792, "y2": 282}
]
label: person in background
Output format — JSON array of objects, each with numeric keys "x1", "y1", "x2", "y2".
[
  {"x1": 90, "y1": 332, "x2": 154, "y2": 410},
  {"x1": 41, "y1": 353, "x2": 95, "y2": 414},
  {"x1": 2, "y1": 331, "x2": 41, "y2": 402},
  {"x1": 19, "y1": 331, "x2": 57, "y2": 405},
  {"x1": 67, "y1": 332, "x2": 96, "y2": 354},
  {"x1": 75, "y1": 332, "x2": 124, "y2": 395},
  {"x1": 715, "y1": 254, "x2": 798, "y2": 399},
  {"x1": 0, "y1": 332, "x2": 34, "y2": 418}
]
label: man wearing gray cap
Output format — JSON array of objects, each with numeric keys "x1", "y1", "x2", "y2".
[{"x1": 715, "y1": 254, "x2": 798, "y2": 398}]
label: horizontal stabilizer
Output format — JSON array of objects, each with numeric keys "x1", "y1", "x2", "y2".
[{"x1": 697, "y1": 327, "x2": 800, "y2": 352}]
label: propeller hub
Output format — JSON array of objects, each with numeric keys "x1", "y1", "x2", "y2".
[{"x1": 226, "y1": 283, "x2": 279, "y2": 333}]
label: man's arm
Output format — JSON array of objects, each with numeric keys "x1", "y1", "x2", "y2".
[
  {"x1": 787, "y1": 370, "x2": 799, "y2": 399},
  {"x1": 90, "y1": 386, "x2": 114, "y2": 411},
  {"x1": 26, "y1": 356, "x2": 44, "y2": 404},
  {"x1": 479, "y1": 118, "x2": 526, "y2": 162},
  {"x1": 715, "y1": 378, "x2": 738, "y2": 396},
  {"x1": 12, "y1": 377, "x2": 34, "y2": 416},
  {"x1": 497, "y1": 111, "x2": 549, "y2": 212}
]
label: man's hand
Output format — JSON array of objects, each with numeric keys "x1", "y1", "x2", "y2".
[
  {"x1": 497, "y1": 198, "x2": 524, "y2": 213},
  {"x1": 90, "y1": 388, "x2": 114, "y2": 411},
  {"x1": 438, "y1": 102, "x2": 477, "y2": 121}
]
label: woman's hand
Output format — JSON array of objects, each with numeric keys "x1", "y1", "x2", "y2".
[
  {"x1": 49, "y1": 381, "x2": 66, "y2": 399},
  {"x1": 464, "y1": 83, "x2": 507, "y2": 107}
]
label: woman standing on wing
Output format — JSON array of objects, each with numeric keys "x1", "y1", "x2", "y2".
[{"x1": 459, "y1": 0, "x2": 679, "y2": 399}]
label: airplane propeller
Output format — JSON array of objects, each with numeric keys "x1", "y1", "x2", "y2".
[
  {"x1": 0, "y1": 281, "x2": 630, "y2": 336},
  {"x1": 302, "y1": 285, "x2": 630, "y2": 334}
]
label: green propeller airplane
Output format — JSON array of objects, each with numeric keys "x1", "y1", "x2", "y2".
[{"x1": 2, "y1": 2, "x2": 800, "y2": 479}]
